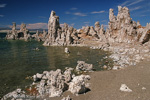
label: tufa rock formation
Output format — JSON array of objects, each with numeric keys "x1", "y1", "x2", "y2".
[
  {"x1": 42, "y1": 6, "x2": 150, "y2": 46},
  {"x1": 43, "y1": 11, "x2": 79, "y2": 46},
  {"x1": 32, "y1": 30, "x2": 48, "y2": 41},
  {"x1": 6, "y1": 23, "x2": 31, "y2": 41},
  {"x1": 6, "y1": 6, "x2": 150, "y2": 45},
  {"x1": 106, "y1": 6, "x2": 150, "y2": 44},
  {"x1": 3, "y1": 61, "x2": 92, "y2": 99}
]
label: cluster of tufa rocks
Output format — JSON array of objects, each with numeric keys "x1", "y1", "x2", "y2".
[
  {"x1": 6, "y1": 23, "x2": 31, "y2": 41},
  {"x1": 6, "y1": 6, "x2": 150, "y2": 46},
  {"x1": 107, "y1": 6, "x2": 150, "y2": 44},
  {"x1": 2, "y1": 61, "x2": 93, "y2": 99},
  {"x1": 42, "y1": 6, "x2": 150, "y2": 48},
  {"x1": 32, "y1": 30, "x2": 48, "y2": 42}
]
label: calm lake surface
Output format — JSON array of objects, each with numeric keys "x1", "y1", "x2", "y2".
[{"x1": 0, "y1": 33, "x2": 112, "y2": 98}]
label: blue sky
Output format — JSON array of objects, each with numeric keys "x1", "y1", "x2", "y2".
[{"x1": 0, "y1": 0, "x2": 150, "y2": 29}]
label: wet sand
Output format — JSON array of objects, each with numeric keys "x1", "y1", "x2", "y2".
[{"x1": 51, "y1": 59, "x2": 150, "y2": 100}]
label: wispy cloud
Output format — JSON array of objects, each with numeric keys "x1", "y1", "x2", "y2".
[
  {"x1": 0, "y1": 15, "x2": 4, "y2": 17},
  {"x1": 73, "y1": 12, "x2": 87, "y2": 16},
  {"x1": 9, "y1": 23, "x2": 48, "y2": 29},
  {"x1": 130, "y1": 6, "x2": 142, "y2": 11},
  {"x1": 70, "y1": 8, "x2": 77, "y2": 10},
  {"x1": 119, "y1": 1, "x2": 130, "y2": 6},
  {"x1": 60, "y1": 23, "x2": 75, "y2": 27},
  {"x1": 91, "y1": 10, "x2": 105, "y2": 14},
  {"x1": 8, "y1": 24, "x2": 21, "y2": 29},
  {"x1": 65, "y1": 11, "x2": 87, "y2": 17},
  {"x1": 27, "y1": 23, "x2": 48, "y2": 29},
  {"x1": 127, "y1": 0, "x2": 144, "y2": 6},
  {"x1": 119, "y1": 0, "x2": 144, "y2": 7},
  {"x1": 0, "y1": 4, "x2": 7, "y2": 8}
]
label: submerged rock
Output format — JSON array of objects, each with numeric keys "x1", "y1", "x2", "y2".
[
  {"x1": 76, "y1": 61, "x2": 93, "y2": 72},
  {"x1": 65, "y1": 47, "x2": 70, "y2": 53},
  {"x1": 2, "y1": 89, "x2": 27, "y2": 100}
]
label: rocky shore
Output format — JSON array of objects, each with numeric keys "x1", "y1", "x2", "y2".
[
  {"x1": 2, "y1": 61, "x2": 93, "y2": 100},
  {"x1": 2, "y1": 6, "x2": 150, "y2": 100}
]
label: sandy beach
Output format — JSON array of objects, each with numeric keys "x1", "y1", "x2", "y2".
[{"x1": 50, "y1": 59, "x2": 150, "y2": 100}]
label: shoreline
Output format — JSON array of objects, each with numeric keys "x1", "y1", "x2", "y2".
[
  {"x1": 2, "y1": 40, "x2": 150, "y2": 100},
  {"x1": 50, "y1": 59, "x2": 150, "y2": 100}
]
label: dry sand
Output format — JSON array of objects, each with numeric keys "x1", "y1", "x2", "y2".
[{"x1": 50, "y1": 60, "x2": 150, "y2": 100}]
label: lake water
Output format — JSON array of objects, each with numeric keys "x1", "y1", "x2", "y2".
[{"x1": 0, "y1": 33, "x2": 112, "y2": 98}]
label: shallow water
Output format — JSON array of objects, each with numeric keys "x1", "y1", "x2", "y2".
[{"x1": 0, "y1": 38, "x2": 112, "y2": 98}]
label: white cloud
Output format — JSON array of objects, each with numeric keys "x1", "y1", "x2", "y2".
[
  {"x1": 0, "y1": 15, "x2": 4, "y2": 17},
  {"x1": 70, "y1": 8, "x2": 77, "y2": 10},
  {"x1": 8, "y1": 24, "x2": 20, "y2": 29},
  {"x1": 118, "y1": 0, "x2": 144, "y2": 7},
  {"x1": 27, "y1": 23, "x2": 48, "y2": 29},
  {"x1": 0, "y1": 4, "x2": 7, "y2": 8},
  {"x1": 73, "y1": 12, "x2": 87, "y2": 16},
  {"x1": 127, "y1": 0, "x2": 144, "y2": 6},
  {"x1": 8, "y1": 23, "x2": 48, "y2": 29},
  {"x1": 60, "y1": 23, "x2": 75, "y2": 27},
  {"x1": 65, "y1": 11, "x2": 87, "y2": 16},
  {"x1": 91, "y1": 10, "x2": 105, "y2": 14},
  {"x1": 130, "y1": 6, "x2": 142, "y2": 11},
  {"x1": 119, "y1": 1, "x2": 130, "y2": 7}
]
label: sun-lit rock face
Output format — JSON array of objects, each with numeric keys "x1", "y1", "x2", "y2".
[
  {"x1": 43, "y1": 7, "x2": 150, "y2": 46},
  {"x1": 106, "y1": 6, "x2": 150, "y2": 44},
  {"x1": 43, "y1": 11, "x2": 79, "y2": 46},
  {"x1": 77, "y1": 22, "x2": 106, "y2": 41},
  {"x1": 6, "y1": 22, "x2": 31, "y2": 41}
]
